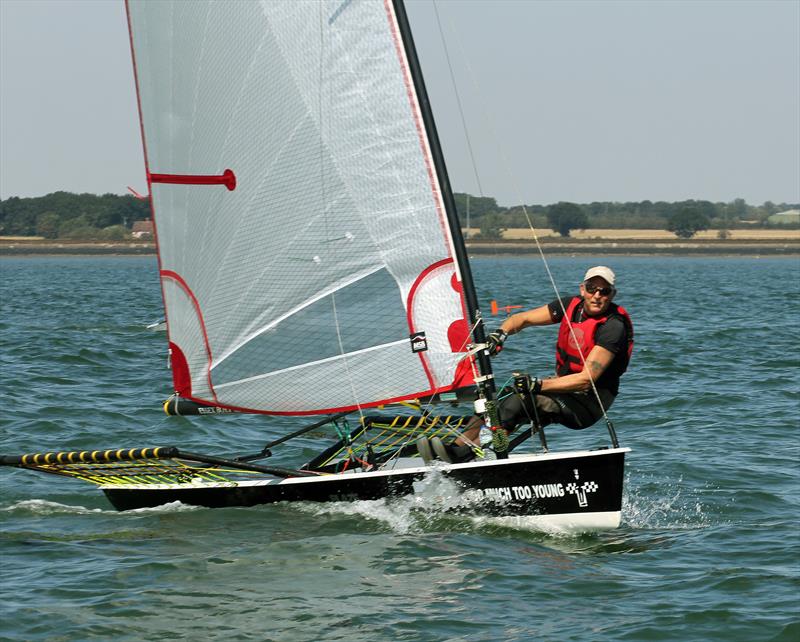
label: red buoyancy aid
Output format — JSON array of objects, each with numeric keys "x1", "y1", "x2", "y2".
[{"x1": 555, "y1": 297, "x2": 634, "y2": 377}]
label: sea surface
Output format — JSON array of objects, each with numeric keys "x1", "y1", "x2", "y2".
[{"x1": 1, "y1": 255, "x2": 798, "y2": 642}]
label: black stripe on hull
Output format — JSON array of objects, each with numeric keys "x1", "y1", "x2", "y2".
[{"x1": 103, "y1": 450, "x2": 627, "y2": 520}]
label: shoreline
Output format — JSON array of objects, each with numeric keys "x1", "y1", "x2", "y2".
[
  {"x1": 0, "y1": 241, "x2": 156, "y2": 256},
  {"x1": 466, "y1": 240, "x2": 800, "y2": 257},
  {"x1": 0, "y1": 239, "x2": 798, "y2": 257}
]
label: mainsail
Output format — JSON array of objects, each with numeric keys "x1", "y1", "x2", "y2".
[{"x1": 127, "y1": 0, "x2": 481, "y2": 414}]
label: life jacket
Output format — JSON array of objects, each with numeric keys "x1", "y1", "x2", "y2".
[{"x1": 555, "y1": 297, "x2": 634, "y2": 377}]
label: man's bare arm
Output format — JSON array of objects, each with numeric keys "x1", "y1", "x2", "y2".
[
  {"x1": 499, "y1": 304, "x2": 555, "y2": 335},
  {"x1": 540, "y1": 345, "x2": 615, "y2": 393}
]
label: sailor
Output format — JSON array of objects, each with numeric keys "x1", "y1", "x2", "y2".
[{"x1": 419, "y1": 266, "x2": 633, "y2": 463}]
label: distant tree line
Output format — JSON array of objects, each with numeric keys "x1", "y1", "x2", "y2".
[
  {"x1": 454, "y1": 193, "x2": 800, "y2": 239},
  {"x1": 1, "y1": 191, "x2": 797, "y2": 241},
  {"x1": 0, "y1": 192, "x2": 150, "y2": 240}
]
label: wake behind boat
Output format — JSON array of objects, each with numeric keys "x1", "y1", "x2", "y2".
[{"x1": 1, "y1": 0, "x2": 629, "y2": 531}]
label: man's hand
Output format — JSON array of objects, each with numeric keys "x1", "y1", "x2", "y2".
[
  {"x1": 486, "y1": 329, "x2": 508, "y2": 356},
  {"x1": 513, "y1": 372, "x2": 542, "y2": 395}
]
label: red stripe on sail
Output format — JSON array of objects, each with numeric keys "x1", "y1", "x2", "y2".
[
  {"x1": 150, "y1": 169, "x2": 237, "y2": 191},
  {"x1": 160, "y1": 270, "x2": 218, "y2": 403},
  {"x1": 447, "y1": 272, "x2": 476, "y2": 389},
  {"x1": 168, "y1": 342, "x2": 192, "y2": 397},
  {"x1": 126, "y1": 0, "x2": 171, "y2": 370},
  {"x1": 406, "y1": 260, "x2": 446, "y2": 390},
  {"x1": 174, "y1": 385, "x2": 465, "y2": 417}
]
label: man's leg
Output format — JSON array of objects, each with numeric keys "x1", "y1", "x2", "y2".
[
  {"x1": 421, "y1": 389, "x2": 613, "y2": 462},
  {"x1": 534, "y1": 389, "x2": 615, "y2": 429}
]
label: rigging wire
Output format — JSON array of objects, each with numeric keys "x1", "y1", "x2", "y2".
[
  {"x1": 431, "y1": 2, "x2": 617, "y2": 442},
  {"x1": 432, "y1": 1, "x2": 484, "y2": 199},
  {"x1": 316, "y1": 2, "x2": 367, "y2": 445}
]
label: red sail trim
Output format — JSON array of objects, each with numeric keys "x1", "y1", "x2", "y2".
[
  {"x1": 173, "y1": 383, "x2": 469, "y2": 417},
  {"x1": 127, "y1": 1, "x2": 201, "y2": 378},
  {"x1": 383, "y1": 2, "x2": 452, "y2": 257},
  {"x1": 160, "y1": 270, "x2": 218, "y2": 403},
  {"x1": 406, "y1": 258, "x2": 456, "y2": 390},
  {"x1": 447, "y1": 272, "x2": 476, "y2": 389},
  {"x1": 126, "y1": 0, "x2": 171, "y2": 367},
  {"x1": 150, "y1": 169, "x2": 237, "y2": 191},
  {"x1": 169, "y1": 342, "x2": 192, "y2": 397}
]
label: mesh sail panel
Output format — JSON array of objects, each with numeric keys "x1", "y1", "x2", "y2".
[{"x1": 128, "y1": 0, "x2": 474, "y2": 414}]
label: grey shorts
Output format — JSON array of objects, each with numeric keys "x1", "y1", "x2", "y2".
[{"x1": 497, "y1": 386, "x2": 615, "y2": 431}]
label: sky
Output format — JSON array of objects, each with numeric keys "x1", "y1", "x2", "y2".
[{"x1": 1, "y1": 0, "x2": 798, "y2": 207}]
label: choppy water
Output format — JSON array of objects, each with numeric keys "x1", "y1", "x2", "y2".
[{"x1": 1, "y1": 255, "x2": 798, "y2": 641}]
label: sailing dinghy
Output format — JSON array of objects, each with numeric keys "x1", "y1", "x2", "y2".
[{"x1": 0, "y1": 0, "x2": 629, "y2": 531}]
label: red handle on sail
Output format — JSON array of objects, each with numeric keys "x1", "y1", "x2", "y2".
[
  {"x1": 490, "y1": 300, "x2": 523, "y2": 316},
  {"x1": 150, "y1": 169, "x2": 237, "y2": 191}
]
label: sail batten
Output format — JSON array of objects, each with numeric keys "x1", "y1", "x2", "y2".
[
  {"x1": 128, "y1": 0, "x2": 476, "y2": 415},
  {"x1": 211, "y1": 262, "x2": 387, "y2": 372},
  {"x1": 215, "y1": 338, "x2": 411, "y2": 391}
]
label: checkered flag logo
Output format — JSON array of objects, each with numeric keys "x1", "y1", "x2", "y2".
[{"x1": 566, "y1": 478, "x2": 599, "y2": 508}]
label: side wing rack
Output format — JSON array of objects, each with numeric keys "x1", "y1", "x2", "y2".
[{"x1": 0, "y1": 446, "x2": 318, "y2": 487}]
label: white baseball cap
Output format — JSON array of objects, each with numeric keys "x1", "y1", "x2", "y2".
[{"x1": 583, "y1": 266, "x2": 616, "y2": 286}]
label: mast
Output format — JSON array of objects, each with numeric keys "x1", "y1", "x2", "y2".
[{"x1": 391, "y1": 0, "x2": 502, "y2": 426}]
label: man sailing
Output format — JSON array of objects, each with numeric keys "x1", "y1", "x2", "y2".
[{"x1": 419, "y1": 266, "x2": 633, "y2": 463}]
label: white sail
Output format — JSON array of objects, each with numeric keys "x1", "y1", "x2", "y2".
[{"x1": 127, "y1": 0, "x2": 475, "y2": 414}]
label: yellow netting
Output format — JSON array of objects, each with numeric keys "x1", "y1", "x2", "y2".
[
  {"x1": 315, "y1": 414, "x2": 470, "y2": 469},
  {"x1": 13, "y1": 457, "x2": 258, "y2": 487}
]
